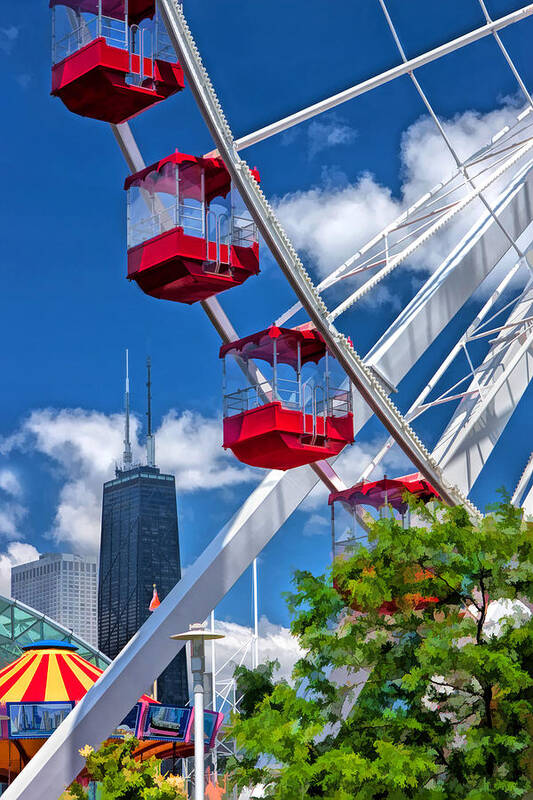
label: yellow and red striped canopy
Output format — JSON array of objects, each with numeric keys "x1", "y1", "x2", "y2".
[{"x1": 0, "y1": 642, "x2": 104, "y2": 703}]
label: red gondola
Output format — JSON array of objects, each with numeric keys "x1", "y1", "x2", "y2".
[
  {"x1": 125, "y1": 152, "x2": 260, "y2": 304},
  {"x1": 51, "y1": 0, "x2": 184, "y2": 123},
  {"x1": 220, "y1": 325, "x2": 354, "y2": 470},
  {"x1": 329, "y1": 473, "x2": 441, "y2": 614},
  {"x1": 330, "y1": 473, "x2": 440, "y2": 517}
]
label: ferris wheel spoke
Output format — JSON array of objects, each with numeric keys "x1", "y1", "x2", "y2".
[{"x1": 204, "y1": 4, "x2": 533, "y2": 157}]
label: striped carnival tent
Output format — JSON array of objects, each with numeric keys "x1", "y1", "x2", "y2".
[
  {"x1": 0, "y1": 641, "x2": 157, "y2": 783},
  {"x1": 0, "y1": 641, "x2": 110, "y2": 703},
  {"x1": 0, "y1": 641, "x2": 221, "y2": 786},
  {"x1": 0, "y1": 640, "x2": 156, "y2": 704}
]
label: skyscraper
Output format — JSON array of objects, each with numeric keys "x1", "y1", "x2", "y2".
[
  {"x1": 11, "y1": 553, "x2": 98, "y2": 647},
  {"x1": 97, "y1": 354, "x2": 188, "y2": 705}
]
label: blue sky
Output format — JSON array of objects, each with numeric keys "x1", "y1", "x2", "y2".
[{"x1": 0, "y1": 0, "x2": 532, "y2": 650}]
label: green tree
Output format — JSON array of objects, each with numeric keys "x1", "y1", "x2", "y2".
[
  {"x1": 228, "y1": 498, "x2": 533, "y2": 799},
  {"x1": 64, "y1": 736, "x2": 186, "y2": 800}
]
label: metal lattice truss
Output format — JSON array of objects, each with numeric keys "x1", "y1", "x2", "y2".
[{"x1": 6, "y1": 3, "x2": 533, "y2": 796}]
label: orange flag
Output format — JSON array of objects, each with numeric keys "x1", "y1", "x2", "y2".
[{"x1": 149, "y1": 584, "x2": 161, "y2": 611}]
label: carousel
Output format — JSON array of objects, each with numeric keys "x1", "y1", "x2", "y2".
[{"x1": 0, "y1": 641, "x2": 222, "y2": 787}]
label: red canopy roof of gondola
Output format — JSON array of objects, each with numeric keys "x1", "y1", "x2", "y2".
[
  {"x1": 124, "y1": 151, "x2": 260, "y2": 204},
  {"x1": 50, "y1": 0, "x2": 155, "y2": 26},
  {"x1": 329, "y1": 473, "x2": 440, "y2": 514},
  {"x1": 219, "y1": 325, "x2": 327, "y2": 367}
]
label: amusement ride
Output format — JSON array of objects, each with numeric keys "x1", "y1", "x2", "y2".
[{"x1": 4, "y1": 0, "x2": 533, "y2": 797}]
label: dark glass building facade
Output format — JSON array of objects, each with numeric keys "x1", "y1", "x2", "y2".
[{"x1": 98, "y1": 465, "x2": 188, "y2": 705}]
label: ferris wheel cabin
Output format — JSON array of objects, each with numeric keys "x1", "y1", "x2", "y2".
[
  {"x1": 125, "y1": 152, "x2": 260, "y2": 304},
  {"x1": 220, "y1": 326, "x2": 354, "y2": 470},
  {"x1": 330, "y1": 473, "x2": 441, "y2": 614},
  {"x1": 50, "y1": 0, "x2": 184, "y2": 123}
]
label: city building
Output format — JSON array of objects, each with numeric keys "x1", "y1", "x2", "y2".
[
  {"x1": 98, "y1": 355, "x2": 188, "y2": 705},
  {"x1": 11, "y1": 553, "x2": 98, "y2": 647}
]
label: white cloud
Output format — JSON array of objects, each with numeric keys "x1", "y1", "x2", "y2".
[
  {"x1": 281, "y1": 116, "x2": 357, "y2": 159},
  {"x1": 0, "y1": 502, "x2": 27, "y2": 539},
  {"x1": 0, "y1": 26, "x2": 19, "y2": 55},
  {"x1": 275, "y1": 104, "x2": 523, "y2": 280},
  {"x1": 276, "y1": 171, "x2": 398, "y2": 277},
  {"x1": 0, "y1": 469, "x2": 22, "y2": 498},
  {"x1": 400, "y1": 107, "x2": 523, "y2": 207},
  {"x1": 307, "y1": 119, "x2": 357, "y2": 159},
  {"x1": 1, "y1": 407, "x2": 257, "y2": 556},
  {"x1": 156, "y1": 410, "x2": 257, "y2": 491},
  {"x1": 0, "y1": 541, "x2": 40, "y2": 597},
  {"x1": 207, "y1": 616, "x2": 303, "y2": 684},
  {"x1": 16, "y1": 73, "x2": 31, "y2": 89},
  {"x1": 302, "y1": 512, "x2": 330, "y2": 537}
]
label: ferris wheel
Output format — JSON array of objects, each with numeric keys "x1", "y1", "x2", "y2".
[{"x1": 7, "y1": 1, "x2": 533, "y2": 797}]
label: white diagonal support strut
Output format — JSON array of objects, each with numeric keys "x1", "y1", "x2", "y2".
[
  {"x1": 432, "y1": 285, "x2": 533, "y2": 495},
  {"x1": 155, "y1": 0, "x2": 479, "y2": 515},
  {"x1": 204, "y1": 4, "x2": 533, "y2": 156}
]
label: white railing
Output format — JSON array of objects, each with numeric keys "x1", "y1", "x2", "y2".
[
  {"x1": 53, "y1": 14, "x2": 128, "y2": 64},
  {"x1": 52, "y1": 11, "x2": 170, "y2": 68},
  {"x1": 128, "y1": 206, "x2": 258, "y2": 253},
  {"x1": 223, "y1": 378, "x2": 351, "y2": 421}
]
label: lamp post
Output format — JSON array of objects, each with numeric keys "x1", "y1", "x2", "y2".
[{"x1": 171, "y1": 623, "x2": 225, "y2": 800}]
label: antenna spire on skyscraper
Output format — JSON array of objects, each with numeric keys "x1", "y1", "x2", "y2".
[
  {"x1": 123, "y1": 349, "x2": 132, "y2": 467},
  {"x1": 146, "y1": 356, "x2": 155, "y2": 467}
]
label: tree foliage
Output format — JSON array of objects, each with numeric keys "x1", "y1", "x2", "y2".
[
  {"x1": 63, "y1": 737, "x2": 186, "y2": 800},
  {"x1": 228, "y1": 498, "x2": 533, "y2": 799}
]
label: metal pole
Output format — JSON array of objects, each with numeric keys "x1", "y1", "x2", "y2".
[
  {"x1": 252, "y1": 559, "x2": 259, "y2": 669},
  {"x1": 324, "y1": 349, "x2": 330, "y2": 414},
  {"x1": 330, "y1": 502, "x2": 335, "y2": 564},
  {"x1": 124, "y1": 0, "x2": 129, "y2": 48},
  {"x1": 210, "y1": 611, "x2": 217, "y2": 779},
  {"x1": 272, "y1": 339, "x2": 277, "y2": 400},
  {"x1": 51, "y1": 6, "x2": 56, "y2": 63},
  {"x1": 191, "y1": 637, "x2": 205, "y2": 800},
  {"x1": 201, "y1": 169, "x2": 206, "y2": 238},
  {"x1": 175, "y1": 164, "x2": 180, "y2": 227},
  {"x1": 297, "y1": 341, "x2": 302, "y2": 410}
]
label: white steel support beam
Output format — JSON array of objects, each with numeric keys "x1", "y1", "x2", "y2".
[
  {"x1": 205, "y1": 4, "x2": 533, "y2": 157},
  {"x1": 432, "y1": 286, "x2": 533, "y2": 495},
  {"x1": 354, "y1": 256, "x2": 529, "y2": 483},
  {"x1": 329, "y1": 143, "x2": 533, "y2": 320},
  {"x1": 155, "y1": 0, "x2": 479, "y2": 513},
  {"x1": 364, "y1": 161, "x2": 533, "y2": 401},
  {"x1": 3, "y1": 466, "x2": 325, "y2": 799}
]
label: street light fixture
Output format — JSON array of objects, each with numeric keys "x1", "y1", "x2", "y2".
[{"x1": 171, "y1": 623, "x2": 225, "y2": 800}]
